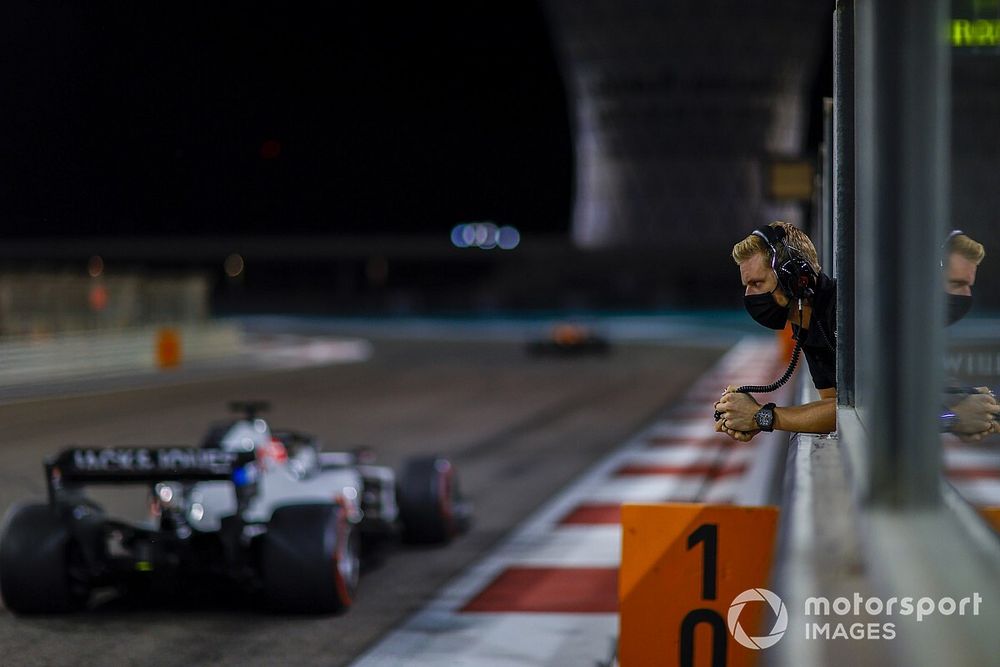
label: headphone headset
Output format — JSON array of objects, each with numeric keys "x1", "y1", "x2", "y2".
[
  {"x1": 938, "y1": 229, "x2": 965, "y2": 269},
  {"x1": 752, "y1": 224, "x2": 818, "y2": 301},
  {"x1": 940, "y1": 229, "x2": 965, "y2": 268}
]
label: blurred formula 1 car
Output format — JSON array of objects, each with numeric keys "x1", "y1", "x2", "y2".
[
  {"x1": 526, "y1": 323, "x2": 611, "y2": 356},
  {"x1": 0, "y1": 402, "x2": 470, "y2": 615}
]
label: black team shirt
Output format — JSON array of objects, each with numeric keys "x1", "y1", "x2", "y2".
[{"x1": 790, "y1": 273, "x2": 837, "y2": 391}]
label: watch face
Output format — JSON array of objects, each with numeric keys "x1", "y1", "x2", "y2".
[{"x1": 756, "y1": 408, "x2": 774, "y2": 429}]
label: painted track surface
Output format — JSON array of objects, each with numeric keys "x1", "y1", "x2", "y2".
[
  {"x1": 0, "y1": 338, "x2": 725, "y2": 666},
  {"x1": 351, "y1": 338, "x2": 794, "y2": 666}
]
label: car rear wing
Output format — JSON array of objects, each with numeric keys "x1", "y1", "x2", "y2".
[{"x1": 45, "y1": 447, "x2": 255, "y2": 492}]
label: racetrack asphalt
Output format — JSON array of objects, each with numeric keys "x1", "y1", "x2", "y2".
[{"x1": 0, "y1": 337, "x2": 726, "y2": 666}]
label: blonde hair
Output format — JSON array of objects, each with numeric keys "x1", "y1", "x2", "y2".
[
  {"x1": 731, "y1": 221, "x2": 821, "y2": 273},
  {"x1": 947, "y1": 232, "x2": 985, "y2": 265}
]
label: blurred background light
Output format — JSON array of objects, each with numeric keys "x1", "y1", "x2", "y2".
[
  {"x1": 461, "y1": 224, "x2": 477, "y2": 247},
  {"x1": 478, "y1": 223, "x2": 498, "y2": 249},
  {"x1": 497, "y1": 226, "x2": 520, "y2": 250},
  {"x1": 88, "y1": 285, "x2": 108, "y2": 311},
  {"x1": 473, "y1": 223, "x2": 490, "y2": 247},
  {"x1": 453, "y1": 222, "x2": 513, "y2": 250},
  {"x1": 451, "y1": 225, "x2": 470, "y2": 248},
  {"x1": 224, "y1": 253, "x2": 245, "y2": 278},
  {"x1": 259, "y1": 139, "x2": 282, "y2": 160}
]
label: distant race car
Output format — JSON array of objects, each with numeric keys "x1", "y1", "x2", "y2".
[
  {"x1": 526, "y1": 323, "x2": 611, "y2": 356},
  {"x1": 0, "y1": 401, "x2": 470, "y2": 615}
]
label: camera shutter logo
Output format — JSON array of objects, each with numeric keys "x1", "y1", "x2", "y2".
[{"x1": 728, "y1": 588, "x2": 788, "y2": 650}]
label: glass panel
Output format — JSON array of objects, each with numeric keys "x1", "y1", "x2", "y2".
[{"x1": 943, "y1": 0, "x2": 1000, "y2": 527}]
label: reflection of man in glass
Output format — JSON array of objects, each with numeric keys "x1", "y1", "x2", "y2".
[{"x1": 942, "y1": 231, "x2": 999, "y2": 442}]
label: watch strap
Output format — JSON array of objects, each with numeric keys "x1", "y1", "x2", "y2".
[{"x1": 939, "y1": 411, "x2": 958, "y2": 433}]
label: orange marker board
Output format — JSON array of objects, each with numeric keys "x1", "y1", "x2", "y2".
[
  {"x1": 156, "y1": 328, "x2": 182, "y2": 369},
  {"x1": 979, "y1": 507, "x2": 1000, "y2": 533},
  {"x1": 619, "y1": 503, "x2": 780, "y2": 667}
]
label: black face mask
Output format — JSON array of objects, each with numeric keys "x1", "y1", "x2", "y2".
[
  {"x1": 946, "y1": 293, "x2": 972, "y2": 326},
  {"x1": 744, "y1": 292, "x2": 789, "y2": 330}
]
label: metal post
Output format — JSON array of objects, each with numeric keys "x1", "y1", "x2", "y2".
[
  {"x1": 833, "y1": 1, "x2": 855, "y2": 408},
  {"x1": 821, "y1": 97, "x2": 834, "y2": 274},
  {"x1": 854, "y1": 0, "x2": 950, "y2": 507}
]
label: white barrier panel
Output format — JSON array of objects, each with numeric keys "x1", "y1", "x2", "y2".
[{"x1": 0, "y1": 323, "x2": 242, "y2": 386}]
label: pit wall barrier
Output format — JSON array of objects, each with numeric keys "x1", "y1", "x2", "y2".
[{"x1": 0, "y1": 322, "x2": 242, "y2": 386}]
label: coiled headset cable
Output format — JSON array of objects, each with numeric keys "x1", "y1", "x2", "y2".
[
  {"x1": 731, "y1": 336, "x2": 802, "y2": 395},
  {"x1": 713, "y1": 300, "x2": 807, "y2": 421},
  {"x1": 815, "y1": 316, "x2": 836, "y2": 353}
]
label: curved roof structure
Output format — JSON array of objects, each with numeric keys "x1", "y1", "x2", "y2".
[{"x1": 543, "y1": 0, "x2": 833, "y2": 249}]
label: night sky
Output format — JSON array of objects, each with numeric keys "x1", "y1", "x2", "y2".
[{"x1": 0, "y1": 2, "x2": 573, "y2": 238}]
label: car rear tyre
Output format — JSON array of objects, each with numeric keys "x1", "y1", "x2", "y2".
[
  {"x1": 262, "y1": 503, "x2": 359, "y2": 614},
  {"x1": 397, "y1": 456, "x2": 469, "y2": 544},
  {"x1": 0, "y1": 503, "x2": 89, "y2": 614}
]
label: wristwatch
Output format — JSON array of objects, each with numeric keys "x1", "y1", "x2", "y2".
[
  {"x1": 939, "y1": 411, "x2": 958, "y2": 433},
  {"x1": 754, "y1": 403, "x2": 777, "y2": 432}
]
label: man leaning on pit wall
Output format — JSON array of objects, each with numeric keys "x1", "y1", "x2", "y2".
[{"x1": 714, "y1": 222, "x2": 836, "y2": 443}]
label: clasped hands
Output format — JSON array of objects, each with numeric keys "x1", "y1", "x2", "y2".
[
  {"x1": 952, "y1": 388, "x2": 1000, "y2": 443},
  {"x1": 714, "y1": 385, "x2": 761, "y2": 443}
]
